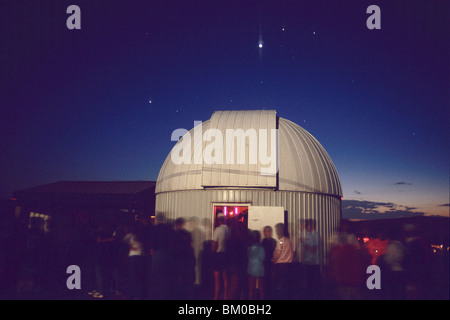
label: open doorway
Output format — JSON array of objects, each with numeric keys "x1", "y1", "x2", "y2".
[{"x1": 213, "y1": 204, "x2": 249, "y2": 238}]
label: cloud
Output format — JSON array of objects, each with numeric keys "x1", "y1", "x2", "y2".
[
  {"x1": 439, "y1": 203, "x2": 450, "y2": 207},
  {"x1": 342, "y1": 199, "x2": 426, "y2": 220},
  {"x1": 395, "y1": 182, "x2": 412, "y2": 186}
]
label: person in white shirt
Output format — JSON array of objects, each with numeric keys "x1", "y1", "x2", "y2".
[{"x1": 212, "y1": 213, "x2": 230, "y2": 300}]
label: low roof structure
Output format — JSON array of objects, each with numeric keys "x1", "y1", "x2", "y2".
[{"x1": 13, "y1": 180, "x2": 156, "y2": 213}]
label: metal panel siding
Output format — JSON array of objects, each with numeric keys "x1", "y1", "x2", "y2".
[{"x1": 156, "y1": 189, "x2": 341, "y2": 283}]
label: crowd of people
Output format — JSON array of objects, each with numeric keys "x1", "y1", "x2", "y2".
[
  {"x1": 0, "y1": 209, "x2": 446, "y2": 300},
  {"x1": 209, "y1": 216, "x2": 442, "y2": 300},
  {"x1": 84, "y1": 213, "x2": 198, "y2": 300}
]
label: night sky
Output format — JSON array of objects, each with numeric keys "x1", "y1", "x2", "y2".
[{"x1": 0, "y1": 0, "x2": 448, "y2": 219}]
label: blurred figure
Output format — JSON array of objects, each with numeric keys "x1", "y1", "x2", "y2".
[
  {"x1": 330, "y1": 219, "x2": 359, "y2": 248},
  {"x1": 247, "y1": 230, "x2": 265, "y2": 300},
  {"x1": 151, "y1": 213, "x2": 175, "y2": 299},
  {"x1": 301, "y1": 219, "x2": 322, "y2": 299},
  {"x1": 187, "y1": 217, "x2": 203, "y2": 286},
  {"x1": 93, "y1": 224, "x2": 116, "y2": 299},
  {"x1": 261, "y1": 226, "x2": 276, "y2": 299},
  {"x1": 173, "y1": 217, "x2": 196, "y2": 299},
  {"x1": 212, "y1": 213, "x2": 230, "y2": 300},
  {"x1": 199, "y1": 239, "x2": 215, "y2": 299},
  {"x1": 123, "y1": 223, "x2": 146, "y2": 300},
  {"x1": 402, "y1": 223, "x2": 430, "y2": 299},
  {"x1": 131, "y1": 214, "x2": 153, "y2": 299},
  {"x1": 224, "y1": 218, "x2": 247, "y2": 300},
  {"x1": 328, "y1": 220, "x2": 370, "y2": 300},
  {"x1": 201, "y1": 218, "x2": 212, "y2": 241},
  {"x1": 380, "y1": 227, "x2": 406, "y2": 300},
  {"x1": 17, "y1": 217, "x2": 48, "y2": 298},
  {"x1": 271, "y1": 223, "x2": 294, "y2": 299},
  {"x1": 71, "y1": 211, "x2": 96, "y2": 297},
  {"x1": 0, "y1": 206, "x2": 20, "y2": 299}
]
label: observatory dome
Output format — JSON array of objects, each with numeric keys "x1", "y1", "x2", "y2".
[{"x1": 156, "y1": 110, "x2": 342, "y2": 197}]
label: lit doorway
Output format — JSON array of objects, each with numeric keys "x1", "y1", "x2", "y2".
[{"x1": 213, "y1": 204, "x2": 249, "y2": 238}]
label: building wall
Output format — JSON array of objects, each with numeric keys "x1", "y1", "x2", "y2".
[{"x1": 156, "y1": 189, "x2": 341, "y2": 283}]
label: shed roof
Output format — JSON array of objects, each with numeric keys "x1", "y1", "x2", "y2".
[{"x1": 13, "y1": 181, "x2": 156, "y2": 205}]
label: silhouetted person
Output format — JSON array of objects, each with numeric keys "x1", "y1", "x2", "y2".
[
  {"x1": 0, "y1": 208, "x2": 20, "y2": 299},
  {"x1": 381, "y1": 227, "x2": 406, "y2": 300},
  {"x1": 402, "y1": 223, "x2": 431, "y2": 299},
  {"x1": 247, "y1": 230, "x2": 265, "y2": 300},
  {"x1": 224, "y1": 218, "x2": 247, "y2": 300},
  {"x1": 71, "y1": 211, "x2": 96, "y2": 297},
  {"x1": 261, "y1": 226, "x2": 276, "y2": 299},
  {"x1": 18, "y1": 218, "x2": 48, "y2": 298},
  {"x1": 93, "y1": 224, "x2": 116, "y2": 299},
  {"x1": 133, "y1": 215, "x2": 153, "y2": 299},
  {"x1": 151, "y1": 213, "x2": 175, "y2": 299},
  {"x1": 173, "y1": 217, "x2": 196, "y2": 299},
  {"x1": 301, "y1": 219, "x2": 322, "y2": 299},
  {"x1": 200, "y1": 239, "x2": 214, "y2": 299}
]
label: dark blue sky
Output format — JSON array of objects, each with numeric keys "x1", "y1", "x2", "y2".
[{"x1": 0, "y1": 0, "x2": 448, "y2": 218}]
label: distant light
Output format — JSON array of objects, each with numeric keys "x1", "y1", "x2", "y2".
[
  {"x1": 235, "y1": 207, "x2": 238, "y2": 215},
  {"x1": 10, "y1": 198, "x2": 17, "y2": 201},
  {"x1": 363, "y1": 237, "x2": 370, "y2": 243},
  {"x1": 258, "y1": 43, "x2": 263, "y2": 48},
  {"x1": 224, "y1": 207, "x2": 227, "y2": 216}
]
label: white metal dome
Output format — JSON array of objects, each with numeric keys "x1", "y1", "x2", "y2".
[{"x1": 156, "y1": 110, "x2": 342, "y2": 197}]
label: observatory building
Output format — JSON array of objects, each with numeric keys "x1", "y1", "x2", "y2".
[{"x1": 155, "y1": 110, "x2": 342, "y2": 283}]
